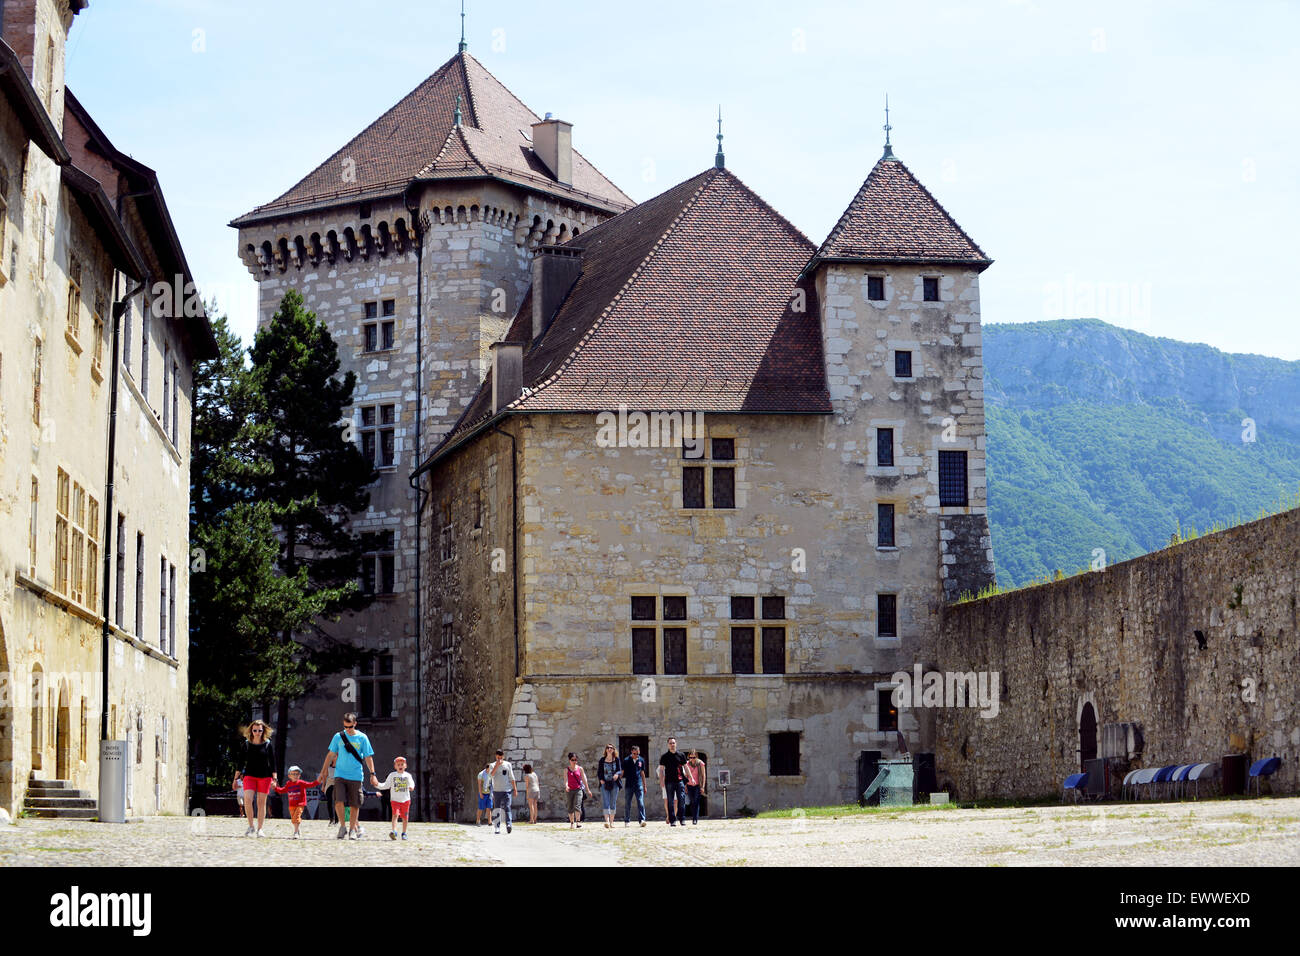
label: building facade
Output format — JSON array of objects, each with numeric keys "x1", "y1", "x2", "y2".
[
  {"x1": 232, "y1": 47, "x2": 631, "y2": 805},
  {"x1": 0, "y1": 0, "x2": 214, "y2": 818},
  {"x1": 417, "y1": 148, "x2": 997, "y2": 817}
]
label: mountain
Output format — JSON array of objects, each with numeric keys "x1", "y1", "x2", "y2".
[{"x1": 983, "y1": 319, "x2": 1300, "y2": 587}]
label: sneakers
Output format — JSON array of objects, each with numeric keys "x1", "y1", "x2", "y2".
[
  {"x1": 494, "y1": 825, "x2": 500, "y2": 834},
  {"x1": 292, "y1": 832, "x2": 300, "y2": 840},
  {"x1": 337, "y1": 825, "x2": 348, "y2": 840},
  {"x1": 506, "y1": 823, "x2": 512, "y2": 834},
  {"x1": 389, "y1": 830, "x2": 397, "y2": 841},
  {"x1": 640, "y1": 821, "x2": 646, "y2": 827},
  {"x1": 348, "y1": 829, "x2": 360, "y2": 840},
  {"x1": 256, "y1": 829, "x2": 265, "y2": 838},
  {"x1": 401, "y1": 833, "x2": 408, "y2": 841},
  {"x1": 356, "y1": 826, "x2": 366, "y2": 838},
  {"x1": 244, "y1": 826, "x2": 255, "y2": 837}
]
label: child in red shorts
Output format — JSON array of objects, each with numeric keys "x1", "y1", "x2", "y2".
[
  {"x1": 274, "y1": 766, "x2": 321, "y2": 839},
  {"x1": 372, "y1": 756, "x2": 416, "y2": 840}
]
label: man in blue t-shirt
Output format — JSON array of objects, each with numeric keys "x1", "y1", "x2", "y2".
[{"x1": 319, "y1": 712, "x2": 376, "y2": 840}]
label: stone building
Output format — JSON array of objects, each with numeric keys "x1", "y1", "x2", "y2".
[
  {"x1": 414, "y1": 135, "x2": 997, "y2": 816},
  {"x1": 231, "y1": 44, "x2": 631, "y2": 799},
  {"x1": 0, "y1": 0, "x2": 215, "y2": 818}
]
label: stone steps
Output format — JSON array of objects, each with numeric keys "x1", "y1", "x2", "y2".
[{"x1": 24, "y1": 775, "x2": 97, "y2": 820}]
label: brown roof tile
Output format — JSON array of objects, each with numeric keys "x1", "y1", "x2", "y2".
[
  {"x1": 235, "y1": 52, "x2": 631, "y2": 221},
  {"x1": 810, "y1": 156, "x2": 990, "y2": 270},
  {"x1": 429, "y1": 167, "x2": 831, "y2": 460}
]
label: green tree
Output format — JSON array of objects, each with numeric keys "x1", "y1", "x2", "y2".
[{"x1": 248, "y1": 290, "x2": 376, "y2": 773}]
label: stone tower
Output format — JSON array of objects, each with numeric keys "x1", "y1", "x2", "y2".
[
  {"x1": 231, "y1": 47, "x2": 631, "y2": 804},
  {"x1": 805, "y1": 144, "x2": 997, "y2": 609}
]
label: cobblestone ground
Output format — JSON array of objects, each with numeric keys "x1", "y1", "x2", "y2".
[{"x1": 2, "y1": 797, "x2": 1298, "y2": 866}]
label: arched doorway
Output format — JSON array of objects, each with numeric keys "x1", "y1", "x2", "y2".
[
  {"x1": 1079, "y1": 701, "x2": 1098, "y2": 769},
  {"x1": 30, "y1": 665, "x2": 44, "y2": 772},
  {"x1": 55, "y1": 680, "x2": 71, "y2": 781}
]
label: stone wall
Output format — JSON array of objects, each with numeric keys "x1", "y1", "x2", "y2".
[{"x1": 929, "y1": 508, "x2": 1300, "y2": 799}]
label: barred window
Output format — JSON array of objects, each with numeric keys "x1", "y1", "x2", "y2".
[
  {"x1": 938, "y1": 450, "x2": 969, "y2": 507},
  {"x1": 876, "y1": 427, "x2": 894, "y2": 467},
  {"x1": 878, "y1": 593, "x2": 898, "y2": 638},
  {"x1": 877, "y1": 502, "x2": 895, "y2": 548}
]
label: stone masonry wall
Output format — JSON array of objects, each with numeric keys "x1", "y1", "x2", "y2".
[{"x1": 929, "y1": 508, "x2": 1300, "y2": 800}]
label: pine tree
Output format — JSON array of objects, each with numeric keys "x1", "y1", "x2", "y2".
[{"x1": 248, "y1": 289, "x2": 376, "y2": 773}]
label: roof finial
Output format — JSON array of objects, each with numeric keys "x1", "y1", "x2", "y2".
[
  {"x1": 715, "y1": 105, "x2": 725, "y2": 169},
  {"x1": 458, "y1": 0, "x2": 467, "y2": 53},
  {"x1": 454, "y1": 93, "x2": 463, "y2": 127},
  {"x1": 881, "y1": 93, "x2": 896, "y2": 161}
]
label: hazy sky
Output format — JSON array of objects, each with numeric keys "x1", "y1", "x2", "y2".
[{"x1": 65, "y1": 0, "x2": 1299, "y2": 359}]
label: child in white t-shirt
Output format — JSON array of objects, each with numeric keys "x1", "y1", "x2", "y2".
[{"x1": 372, "y1": 756, "x2": 416, "y2": 840}]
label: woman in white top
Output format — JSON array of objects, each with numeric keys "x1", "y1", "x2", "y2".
[{"x1": 523, "y1": 763, "x2": 540, "y2": 824}]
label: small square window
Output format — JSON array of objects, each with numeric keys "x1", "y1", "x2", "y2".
[
  {"x1": 876, "y1": 428, "x2": 894, "y2": 468},
  {"x1": 711, "y1": 437, "x2": 735, "y2": 461},
  {"x1": 364, "y1": 301, "x2": 378, "y2": 320},
  {"x1": 761, "y1": 596, "x2": 785, "y2": 620},
  {"x1": 867, "y1": 276, "x2": 885, "y2": 301},
  {"x1": 894, "y1": 350, "x2": 912, "y2": 378},
  {"x1": 382, "y1": 299, "x2": 395, "y2": 317},
  {"x1": 730, "y1": 596, "x2": 755, "y2": 620},
  {"x1": 630, "y1": 596, "x2": 657, "y2": 621},
  {"x1": 682, "y1": 467, "x2": 705, "y2": 508},
  {"x1": 878, "y1": 593, "x2": 898, "y2": 638},
  {"x1": 878, "y1": 688, "x2": 899, "y2": 731},
  {"x1": 661, "y1": 595, "x2": 687, "y2": 621},
  {"x1": 769, "y1": 732, "x2": 800, "y2": 776},
  {"x1": 923, "y1": 277, "x2": 940, "y2": 302},
  {"x1": 730, "y1": 626, "x2": 755, "y2": 674}
]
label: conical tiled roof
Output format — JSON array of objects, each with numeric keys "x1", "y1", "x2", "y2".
[
  {"x1": 233, "y1": 51, "x2": 631, "y2": 223},
  {"x1": 430, "y1": 167, "x2": 831, "y2": 460},
  {"x1": 809, "y1": 156, "x2": 990, "y2": 270}
]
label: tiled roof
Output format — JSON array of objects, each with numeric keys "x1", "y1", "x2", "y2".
[
  {"x1": 428, "y1": 167, "x2": 831, "y2": 461},
  {"x1": 809, "y1": 156, "x2": 991, "y2": 269},
  {"x1": 234, "y1": 52, "x2": 631, "y2": 222}
]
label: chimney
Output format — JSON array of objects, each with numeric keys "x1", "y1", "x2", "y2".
[
  {"x1": 531, "y1": 246, "x2": 583, "y2": 342},
  {"x1": 531, "y1": 113, "x2": 573, "y2": 184},
  {"x1": 490, "y1": 341, "x2": 523, "y2": 413}
]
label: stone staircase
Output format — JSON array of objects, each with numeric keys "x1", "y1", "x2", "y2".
[{"x1": 23, "y1": 775, "x2": 98, "y2": 819}]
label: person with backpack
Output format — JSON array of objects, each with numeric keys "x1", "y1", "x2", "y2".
[{"x1": 318, "y1": 712, "x2": 376, "y2": 840}]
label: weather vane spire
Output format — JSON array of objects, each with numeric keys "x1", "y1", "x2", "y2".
[
  {"x1": 715, "y1": 105, "x2": 725, "y2": 169},
  {"x1": 458, "y1": 0, "x2": 467, "y2": 53},
  {"x1": 454, "y1": 93, "x2": 463, "y2": 127},
  {"x1": 881, "y1": 93, "x2": 896, "y2": 160}
]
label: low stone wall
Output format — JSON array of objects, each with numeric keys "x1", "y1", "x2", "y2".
[{"x1": 929, "y1": 508, "x2": 1299, "y2": 800}]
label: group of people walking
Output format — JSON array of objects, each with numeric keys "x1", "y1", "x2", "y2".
[
  {"x1": 485, "y1": 736, "x2": 707, "y2": 829},
  {"x1": 233, "y1": 712, "x2": 413, "y2": 840}
]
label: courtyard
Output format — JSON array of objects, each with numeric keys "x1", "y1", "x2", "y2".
[{"x1": 2, "y1": 797, "x2": 1297, "y2": 867}]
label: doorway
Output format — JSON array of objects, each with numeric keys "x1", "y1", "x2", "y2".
[
  {"x1": 55, "y1": 681, "x2": 71, "y2": 780},
  {"x1": 1079, "y1": 702, "x2": 1098, "y2": 769},
  {"x1": 30, "y1": 666, "x2": 43, "y2": 772}
]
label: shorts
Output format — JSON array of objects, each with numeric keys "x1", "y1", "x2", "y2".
[
  {"x1": 566, "y1": 789, "x2": 583, "y2": 814},
  {"x1": 289, "y1": 806, "x2": 304, "y2": 824},
  {"x1": 334, "y1": 777, "x2": 362, "y2": 807},
  {"x1": 242, "y1": 776, "x2": 272, "y2": 795},
  {"x1": 478, "y1": 794, "x2": 493, "y2": 810},
  {"x1": 392, "y1": 800, "x2": 410, "y2": 820}
]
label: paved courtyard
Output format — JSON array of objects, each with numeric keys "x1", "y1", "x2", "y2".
[{"x1": 3, "y1": 797, "x2": 1298, "y2": 866}]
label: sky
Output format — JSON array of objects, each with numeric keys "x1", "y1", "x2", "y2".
[{"x1": 64, "y1": 0, "x2": 1299, "y2": 359}]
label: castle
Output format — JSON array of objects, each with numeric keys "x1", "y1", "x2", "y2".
[{"x1": 234, "y1": 34, "x2": 995, "y2": 816}]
